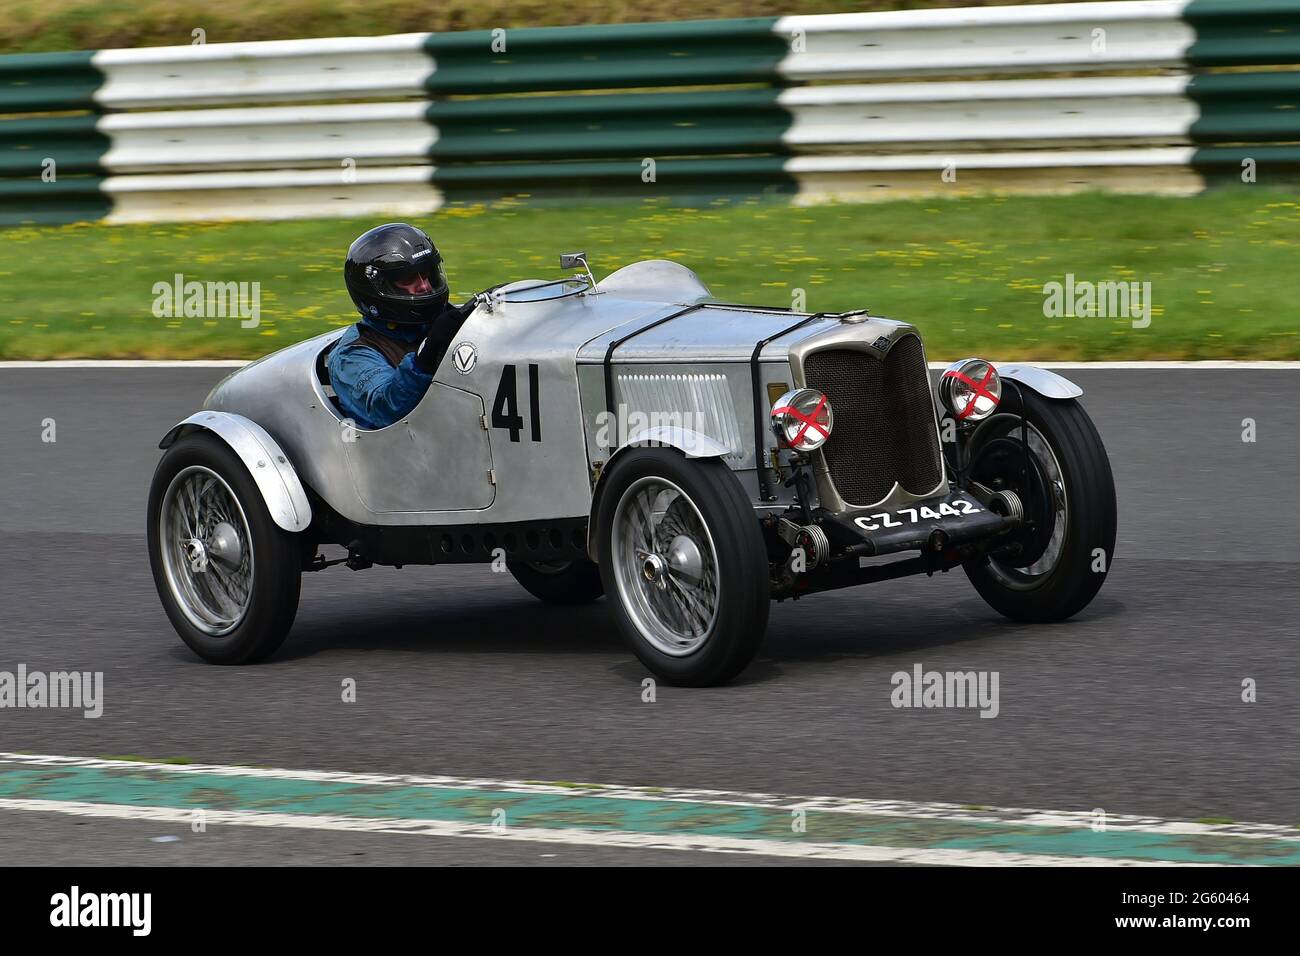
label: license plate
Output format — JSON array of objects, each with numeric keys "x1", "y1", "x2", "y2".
[{"x1": 852, "y1": 499, "x2": 982, "y2": 533}]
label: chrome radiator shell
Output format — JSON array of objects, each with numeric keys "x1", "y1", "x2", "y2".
[{"x1": 789, "y1": 323, "x2": 947, "y2": 513}]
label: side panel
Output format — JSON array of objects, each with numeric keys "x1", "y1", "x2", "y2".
[
  {"x1": 430, "y1": 291, "x2": 678, "y2": 524},
  {"x1": 204, "y1": 301, "x2": 673, "y2": 527},
  {"x1": 341, "y1": 382, "x2": 495, "y2": 513},
  {"x1": 203, "y1": 332, "x2": 499, "y2": 526}
]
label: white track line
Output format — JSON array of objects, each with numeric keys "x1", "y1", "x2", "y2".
[
  {"x1": 0, "y1": 799, "x2": 1203, "y2": 867},
  {"x1": 2, "y1": 360, "x2": 1298, "y2": 370},
  {"x1": 3, "y1": 753, "x2": 1295, "y2": 843}
]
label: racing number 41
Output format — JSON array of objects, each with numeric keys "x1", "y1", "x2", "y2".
[{"x1": 491, "y1": 363, "x2": 541, "y2": 443}]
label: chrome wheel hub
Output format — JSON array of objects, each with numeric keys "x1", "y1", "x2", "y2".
[
  {"x1": 666, "y1": 534, "x2": 704, "y2": 583},
  {"x1": 183, "y1": 537, "x2": 207, "y2": 568},
  {"x1": 208, "y1": 521, "x2": 243, "y2": 566},
  {"x1": 641, "y1": 552, "x2": 669, "y2": 588}
]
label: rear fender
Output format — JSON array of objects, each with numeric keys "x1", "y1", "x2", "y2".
[{"x1": 159, "y1": 411, "x2": 311, "y2": 533}]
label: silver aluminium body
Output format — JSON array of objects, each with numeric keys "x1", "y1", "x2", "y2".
[{"x1": 158, "y1": 259, "x2": 1081, "y2": 537}]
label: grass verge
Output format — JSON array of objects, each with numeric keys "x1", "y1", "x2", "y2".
[
  {"x1": 2, "y1": 189, "x2": 1296, "y2": 361},
  {"x1": 4, "y1": 0, "x2": 1080, "y2": 55}
]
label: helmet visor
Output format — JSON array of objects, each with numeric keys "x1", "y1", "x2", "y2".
[{"x1": 365, "y1": 254, "x2": 448, "y2": 302}]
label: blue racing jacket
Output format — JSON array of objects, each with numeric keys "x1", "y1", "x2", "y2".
[
  {"x1": 326, "y1": 316, "x2": 433, "y2": 431},
  {"x1": 329, "y1": 298, "x2": 476, "y2": 430}
]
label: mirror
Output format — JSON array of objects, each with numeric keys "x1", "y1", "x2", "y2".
[{"x1": 559, "y1": 251, "x2": 598, "y2": 291}]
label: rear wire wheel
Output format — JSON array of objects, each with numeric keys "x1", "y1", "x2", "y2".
[
  {"x1": 507, "y1": 559, "x2": 604, "y2": 604},
  {"x1": 148, "y1": 433, "x2": 302, "y2": 663}
]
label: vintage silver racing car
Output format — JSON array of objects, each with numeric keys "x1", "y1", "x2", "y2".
[{"x1": 148, "y1": 256, "x2": 1117, "y2": 686}]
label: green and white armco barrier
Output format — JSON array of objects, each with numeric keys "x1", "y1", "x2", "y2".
[{"x1": 2, "y1": 0, "x2": 1299, "y2": 224}]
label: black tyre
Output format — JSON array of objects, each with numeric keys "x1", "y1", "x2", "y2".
[
  {"x1": 594, "y1": 447, "x2": 769, "y2": 687},
  {"x1": 507, "y1": 559, "x2": 605, "y2": 604},
  {"x1": 963, "y1": 389, "x2": 1117, "y2": 622},
  {"x1": 147, "y1": 432, "x2": 302, "y2": 664}
]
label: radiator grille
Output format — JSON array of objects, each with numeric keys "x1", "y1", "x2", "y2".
[{"x1": 802, "y1": 335, "x2": 943, "y2": 506}]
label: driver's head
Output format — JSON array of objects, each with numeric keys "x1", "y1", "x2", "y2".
[
  {"x1": 344, "y1": 223, "x2": 449, "y2": 327},
  {"x1": 393, "y1": 272, "x2": 435, "y2": 296}
]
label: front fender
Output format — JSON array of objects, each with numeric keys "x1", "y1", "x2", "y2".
[
  {"x1": 997, "y1": 364, "x2": 1083, "y2": 399},
  {"x1": 159, "y1": 411, "x2": 312, "y2": 533},
  {"x1": 619, "y1": 425, "x2": 734, "y2": 460},
  {"x1": 585, "y1": 426, "x2": 733, "y2": 563}
]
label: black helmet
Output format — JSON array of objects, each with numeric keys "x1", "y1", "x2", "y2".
[{"x1": 344, "y1": 223, "x2": 449, "y2": 326}]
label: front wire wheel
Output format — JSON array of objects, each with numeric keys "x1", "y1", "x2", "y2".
[
  {"x1": 612, "y1": 477, "x2": 720, "y2": 656},
  {"x1": 147, "y1": 433, "x2": 302, "y2": 664},
  {"x1": 595, "y1": 448, "x2": 769, "y2": 687},
  {"x1": 963, "y1": 391, "x2": 1117, "y2": 622},
  {"x1": 977, "y1": 420, "x2": 1068, "y2": 588}
]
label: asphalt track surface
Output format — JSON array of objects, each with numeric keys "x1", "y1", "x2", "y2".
[{"x1": 0, "y1": 366, "x2": 1297, "y2": 864}]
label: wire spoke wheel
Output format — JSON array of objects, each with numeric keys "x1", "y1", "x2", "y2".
[
  {"x1": 974, "y1": 416, "x2": 1069, "y2": 589},
  {"x1": 159, "y1": 465, "x2": 254, "y2": 636},
  {"x1": 611, "y1": 476, "x2": 720, "y2": 656},
  {"x1": 962, "y1": 392, "x2": 1116, "y2": 623}
]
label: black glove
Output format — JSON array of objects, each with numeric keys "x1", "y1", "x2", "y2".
[{"x1": 413, "y1": 303, "x2": 469, "y2": 373}]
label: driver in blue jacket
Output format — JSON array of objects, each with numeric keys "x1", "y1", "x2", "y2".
[{"x1": 328, "y1": 223, "x2": 478, "y2": 430}]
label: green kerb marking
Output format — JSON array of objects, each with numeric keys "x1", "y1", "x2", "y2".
[{"x1": 1, "y1": 764, "x2": 1296, "y2": 865}]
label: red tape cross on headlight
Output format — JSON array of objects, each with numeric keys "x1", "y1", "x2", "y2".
[
  {"x1": 772, "y1": 394, "x2": 830, "y2": 445},
  {"x1": 942, "y1": 365, "x2": 1000, "y2": 420}
]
